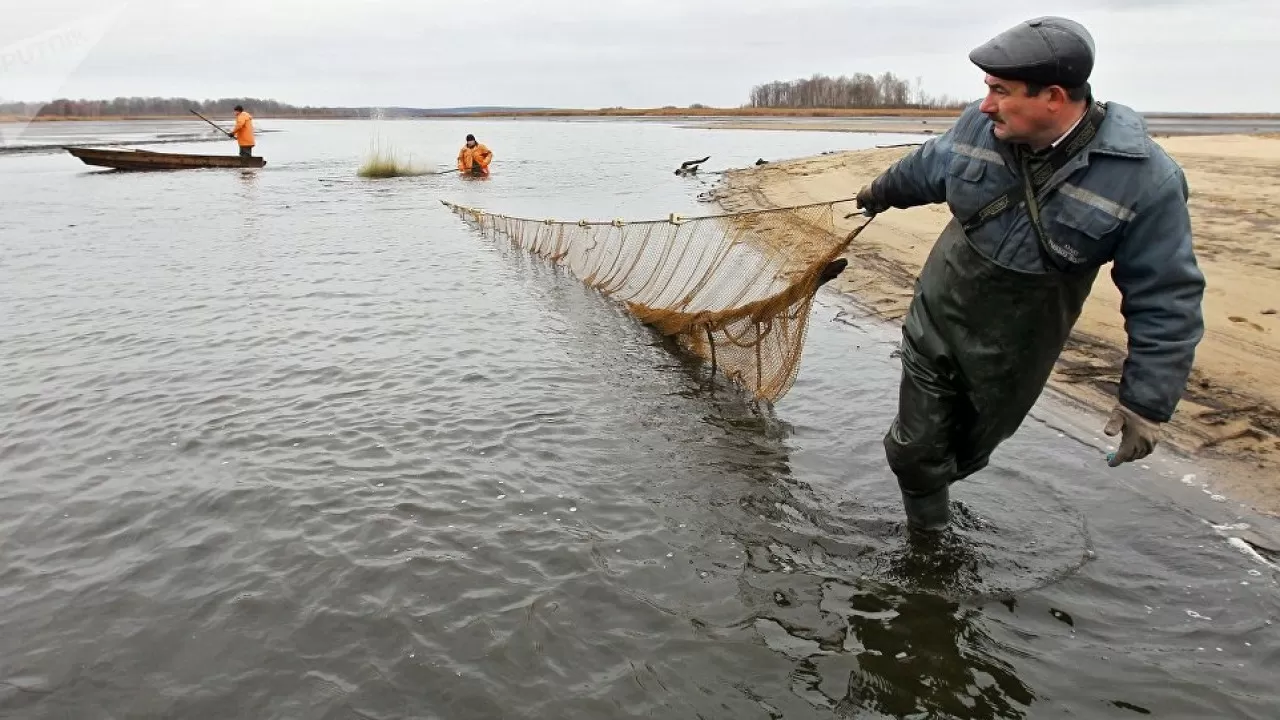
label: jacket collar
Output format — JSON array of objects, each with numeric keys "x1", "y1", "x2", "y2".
[{"x1": 1086, "y1": 101, "x2": 1150, "y2": 159}]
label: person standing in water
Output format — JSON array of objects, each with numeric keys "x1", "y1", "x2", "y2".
[
  {"x1": 228, "y1": 105, "x2": 255, "y2": 158},
  {"x1": 854, "y1": 16, "x2": 1205, "y2": 533},
  {"x1": 457, "y1": 134, "x2": 493, "y2": 176}
]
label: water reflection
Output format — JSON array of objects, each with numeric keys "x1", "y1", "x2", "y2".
[
  {"x1": 236, "y1": 169, "x2": 261, "y2": 236},
  {"x1": 832, "y1": 584, "x2": 1035, "y2": 719},
  {"x1": 735, "y1": 526, "x2": 1037, "y2": 716},
  {"x1": 666, "y1": 379, "x2": 1039, "y2": 717}
]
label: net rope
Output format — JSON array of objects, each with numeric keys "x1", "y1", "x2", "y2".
[{"x1": 441, "y1": 198, "x2": 873, "y2": 403}]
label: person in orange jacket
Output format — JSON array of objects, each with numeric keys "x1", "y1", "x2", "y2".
[
  {"x1": 228, "y1": 105, "x2": 255, "y2": 157},
  {"x1": 457, "y1": 134, "x2": 492, "y2": 176}
]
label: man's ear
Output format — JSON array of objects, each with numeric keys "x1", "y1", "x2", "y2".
[{"x1": 1047, "y1": 85, "x2": 1070, "y2": 109}]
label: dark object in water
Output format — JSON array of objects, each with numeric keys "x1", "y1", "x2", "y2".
[
  {"x1": 674, "y1": 156, "x2": 710, "y2": 176},
  {"x1": 1110, "y1": 700, "x2": 1153, "y2": 715},
  {"x1": 64, "y1": 147, "x2": 266, "y2": 171},
  {"x1": 1049, "y1": 608, "x2": 1075, "y2": 627},
  {"x1": 818, "y1": 258, "x2": 847, "y2": 286}
]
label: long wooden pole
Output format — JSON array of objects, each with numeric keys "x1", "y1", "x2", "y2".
[{"x1": 189, "y1": 109, "x2": 231, "y2": 135}]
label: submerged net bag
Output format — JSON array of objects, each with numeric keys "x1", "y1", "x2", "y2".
[{"x1": 442, "y1": 198, "x2": 872, "y2": 403}]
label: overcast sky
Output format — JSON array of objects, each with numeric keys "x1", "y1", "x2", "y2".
[{"x1": 3, "y1": 0, "x2": 1278, "y2": 112}]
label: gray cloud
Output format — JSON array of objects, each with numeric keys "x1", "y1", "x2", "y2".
[{"x1": 2, "y1": 0, "x2": 1276, "y2": 112}]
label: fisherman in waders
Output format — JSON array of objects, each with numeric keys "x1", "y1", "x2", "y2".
[
  {"x1": 855, "y1": 16, "x2": 1205, "y2": 533},
  {"x1": 457, "y1": 134, "x2": 493, "y2": 176},
  {"x1": 228, "y1": 105, "x2": 254, "y2": 158}
]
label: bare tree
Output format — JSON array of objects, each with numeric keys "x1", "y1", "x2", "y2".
[
  {"x1": 0, "y1": 96, "x2": 350, "y2": 118},
  {"x1": 747, "y1": 72, "x2": 966, "y2": 110}
]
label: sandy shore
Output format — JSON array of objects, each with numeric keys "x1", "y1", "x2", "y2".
[{"x1": 716, "y1": 134, "x2": 1280, "y2": 516}]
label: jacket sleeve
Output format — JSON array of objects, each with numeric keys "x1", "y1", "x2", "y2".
[
  {"x1": 232, "y1": 115, "x2": 245, "y2": 135},
  {"x1": 1110, "y1": 168, "x2": 1206, "y2": 422},
  {"x1": 867, "y1": 122, "x2": 957, "y2": 209}
]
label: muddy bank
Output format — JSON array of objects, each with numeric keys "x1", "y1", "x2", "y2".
[{"x1": 716, "y1": 134, "x2": 1280, "y2": 516}]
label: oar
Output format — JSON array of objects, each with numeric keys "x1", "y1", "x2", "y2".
[{"x1": 189, "y1": 109, "x2": 232, "y2": 136}]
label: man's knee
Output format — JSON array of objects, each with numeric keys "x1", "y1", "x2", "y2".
[
  {"x1": 885, "y1": 344, "x2": 962, "y2": 496},
  {"x1": 884, "y1": 418, "x2": 956, "y2": 497},
  {"x1": 954, "y1": 454, "x2": 991, "y2": 482},
  {"x1": 952, "y1": 407, "x2": 1027, "y2": 481}
]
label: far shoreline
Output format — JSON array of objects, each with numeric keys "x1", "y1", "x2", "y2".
[{"x1": 4, "y1": 106, "x2": 1279, "y2": 125}]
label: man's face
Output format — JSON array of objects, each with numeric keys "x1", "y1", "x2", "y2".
[
  {"x1": 466, "y1": 140, "x2": 476, "y2": 148},
  {"x1": 978, "y1": 75, "x2": 1053, "y2": 144}
]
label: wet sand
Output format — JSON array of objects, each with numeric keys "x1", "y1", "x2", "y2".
[{"x1": 715, "y1": 134, "x2": 1280, "y2": 516}]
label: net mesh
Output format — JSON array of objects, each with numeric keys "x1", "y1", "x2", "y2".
[{"x1": 442, "y1": 198, "x2": 871, "y2": 403}]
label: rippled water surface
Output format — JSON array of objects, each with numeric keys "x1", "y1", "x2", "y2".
[{"x1": 2, "y1": 119, "x2": 1278, "y2": 719}]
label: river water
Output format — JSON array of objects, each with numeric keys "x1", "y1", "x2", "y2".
[{"x1": 1, "y1": 118, "x2": 1277, "y2": 719}]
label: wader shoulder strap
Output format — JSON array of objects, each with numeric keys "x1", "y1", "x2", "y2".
[
  {"x1": 960, "y1": 101, "x2": 1107, "y2": 252},
  {"x1": 1019, "y1": 153, "x2": 1070, "y2": 272}
]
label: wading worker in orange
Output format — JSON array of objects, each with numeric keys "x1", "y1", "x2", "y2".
[
  {"x1": 855, "y1": 17, "x2": 1205, "y2": 533},
  {"x1": 227, "y1": 105, "x2": 254, "y2": 158},
  {"x1": 457, "y1": 134, "x2": 492, "y2": 176}
]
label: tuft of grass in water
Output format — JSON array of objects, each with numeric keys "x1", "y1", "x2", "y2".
[{"x1": 357, "y1": 140, "x2": 431, "y2": 178}]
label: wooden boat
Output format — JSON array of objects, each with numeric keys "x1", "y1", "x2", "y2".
[{"x1": 64, "y1": 146, "x2": 266, "y2": 171}]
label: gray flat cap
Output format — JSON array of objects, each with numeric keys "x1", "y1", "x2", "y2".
[{"x1": 969, "y1": 16, "x2": 1095, "y2": 88}]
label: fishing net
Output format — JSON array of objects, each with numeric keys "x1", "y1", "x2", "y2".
[{"x1": 441, "y1": 198, "x2": 872, "y2": 403}]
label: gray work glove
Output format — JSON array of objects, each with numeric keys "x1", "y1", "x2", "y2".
[
  {"x1": 855, "y1": 184, "x2": 889, "y2": 216},
  {"x1": 1104, "y1": 403, "x2": 1162, "y2": 467}
]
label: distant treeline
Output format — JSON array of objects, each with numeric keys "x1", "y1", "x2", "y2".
[
  {"x1": 0, "y1": 97, "x2": 353, "y2": 118},
  {"x1": 747, "y1": 72, "x2": 970, "y2": 110}
]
